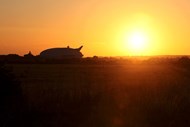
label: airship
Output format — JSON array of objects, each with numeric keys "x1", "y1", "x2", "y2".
[{"x1": 40, "y1": 46, "x2": 83, "y2": 59}]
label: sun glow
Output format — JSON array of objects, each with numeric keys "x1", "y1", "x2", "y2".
[
  {"x1": 122, "y1": 29, "x2": 150, "y2": 56},
  {"x1": 128, "y1": 31, "x2": 147, "y2": 51},
  {"x1": 115, "y1": 13, "x2": 161, "y2": 56}
]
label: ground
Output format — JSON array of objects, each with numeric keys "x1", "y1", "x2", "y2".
[{"x1": 1, "y1": 59, "x2": 190, "y2": 127}]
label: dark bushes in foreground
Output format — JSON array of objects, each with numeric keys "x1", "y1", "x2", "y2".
[
  {"x1": 3, "y1": 60, "x2": 190, "y2": 127},
  {"x1": 0, "y1": 65, "x2": 24, "y2": 127}
]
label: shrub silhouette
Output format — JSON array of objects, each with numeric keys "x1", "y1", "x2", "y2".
[
  {"x1": 177, "y1": 56, "x2": 190, "y2": 67},
  {"x1": 0, "y1": 64, "x2": 24, "y2": 127}
]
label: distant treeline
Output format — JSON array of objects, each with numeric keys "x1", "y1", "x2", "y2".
[
  {"x1": 0, "y1": 54, "x2": 190, "y2": 65},
  {"x1": 0, "y1": 54, "x2": 121, "y2": 64}
]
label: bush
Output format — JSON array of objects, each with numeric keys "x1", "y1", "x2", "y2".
[{"x1": 0, "y1": 64, "x2": 24, "y2": 127}]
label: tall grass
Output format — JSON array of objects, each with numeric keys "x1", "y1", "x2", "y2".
[{"x1": 5, "y1": 61, "x2": 190, "y2": 127}]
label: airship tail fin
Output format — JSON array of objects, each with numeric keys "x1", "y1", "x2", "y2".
[{"x1": 77, "y1": 46, "x2": 83, "y2": 51}]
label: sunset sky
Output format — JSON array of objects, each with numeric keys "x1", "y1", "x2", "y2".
[{"x1": 0, "y1": 0, "x2": 190, "y2": 56}]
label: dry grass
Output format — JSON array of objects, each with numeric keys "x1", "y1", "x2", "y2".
[{"x1": 4, "y1": 62, "x2": 190, "y2": 127}]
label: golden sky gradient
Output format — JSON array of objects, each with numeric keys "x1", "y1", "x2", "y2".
[{"x1": 0, "y1": 0, "x2": 190, "y2": 56}]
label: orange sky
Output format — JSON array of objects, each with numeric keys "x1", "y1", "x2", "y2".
[{"x1": 0, "y1": 0, "x2": 190, "y2": 56}]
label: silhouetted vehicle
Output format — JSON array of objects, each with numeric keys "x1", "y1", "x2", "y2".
[{"x1": 40, "y1": 46, "x2": 83, "y2": 59}]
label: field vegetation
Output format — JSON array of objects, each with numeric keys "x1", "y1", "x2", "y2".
[{"x1": 1, "y1": 57, "x2": 190, "y2": 127}]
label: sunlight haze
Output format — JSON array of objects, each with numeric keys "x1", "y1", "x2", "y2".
[{"x1": 0, "y1": 0, "x2": 190, "y2": 56}]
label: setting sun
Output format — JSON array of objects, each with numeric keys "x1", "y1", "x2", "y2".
[
  {"x1": 128, "y1": 31, "x2": 147, "y2": 51},
  {"x1": 116, "y1": 13, "x2": 158, "y2": 56},
  {"x1": 122, "y1": 30, "x2": 149, "y2": 55}
]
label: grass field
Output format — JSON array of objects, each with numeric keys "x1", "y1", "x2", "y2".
[{"x1": 2, "y1": 59, "x2": 190, "y2": 127}]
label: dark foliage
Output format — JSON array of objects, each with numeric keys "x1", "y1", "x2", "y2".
[
  {"x1": 0, "y1": 65, "x2": 24, "y2": 127},
  {"x1": 1, "y1": 57, "x2": 190, "y2": 127},
  {"x1": 177, "y1": 56, "x2": 190, "y2": 67}
]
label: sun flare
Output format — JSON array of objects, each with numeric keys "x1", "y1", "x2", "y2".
[
  {"x1": 124, "y1": 30, "x2": 149, "y2": 55},
  {"x1": 129, "y1": 33, "x2": 144, "y2": 49}
]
